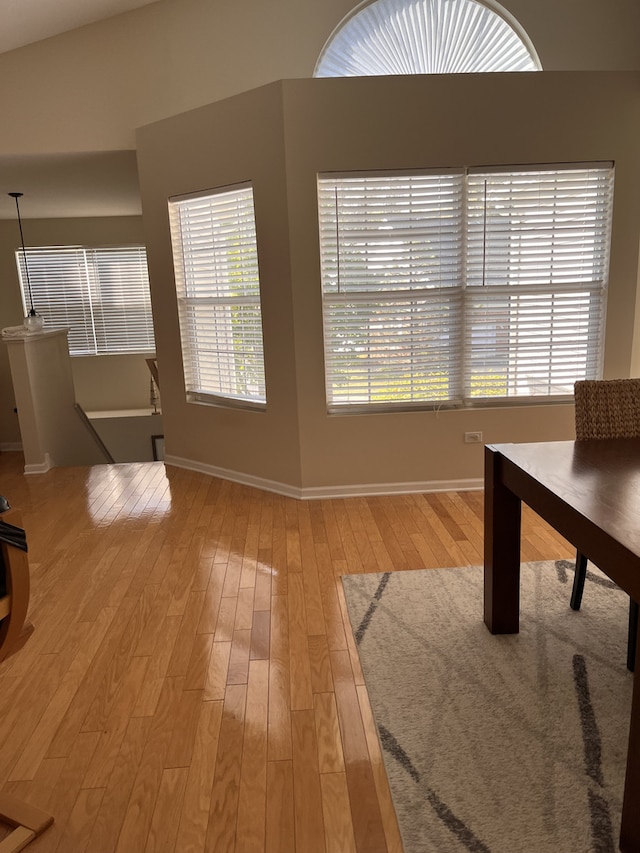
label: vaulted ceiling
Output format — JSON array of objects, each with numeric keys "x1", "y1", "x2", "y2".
[
  {"x1": 0, "y1": 2, "x2": 160, "y2": 218},
  {"x1": 0, "y1": 0, "x2": 160, "y2": 54}
]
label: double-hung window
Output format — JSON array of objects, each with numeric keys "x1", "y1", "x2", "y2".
[
  {"x1": 15, "y1": 245, "x2": 154, "y2": 356},
  {"x1": 318, "y1": 164, "x2": 614, "y2": 410},
  {"x1": 168, "y1": 183, "x2": 266, "y2": 407}
]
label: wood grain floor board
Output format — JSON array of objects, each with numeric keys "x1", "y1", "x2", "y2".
[
  {"x1": 82, "y1": 654, "x2": 151, "y2": 788},
  {"x1": 203, "y1": 683, "x2": 247, "y2": 853},
  {"x1": 144, "y1": 766, "x2": 189, "y2": 853},
  {"x1": 26, "y1": 730, "x2": 101, "y2": 853},
  {"x1": 343, "y1": 500, "x2": 380, "y2": 573},
  {"x1": 235, "y1": 659, "x2": 269, "y2": 853},
  {"x1": 174, "y1": 699, "x2": 223, "y2": 853},
  {"x1": 267, "y1": 595, "x2": 292, "y2": 764},
  {"x1": 114, "y1": 676, "x2": 185, "y2": 853},
  {"x1": 287, "y1": 574, "x2": 313, "y2": 712},
  {"x1": 184, "y1": 632, "x2": 215, "y2": 690},
  {"x1": 84, "y1": 716, "x2": 152, "y2": 853},
  {"x1": 356, "y1": 685, "x2": 404, "y2": 853},
  {"x1": 291, "y1": 709, "x2": 325, "y2": 853},
  {"x1": 319, "y1": 771, "x2": 358, "y2": 853},
  {"x1": 265, "y1": 760, "x2": 295, "y2": 853},
  {"x1": 314, "y1": 543, "x2": 349, "y2": 653}
]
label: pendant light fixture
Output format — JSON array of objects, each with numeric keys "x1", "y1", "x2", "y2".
[{"x1": 8, "y1": 192, "x2": 44, "y2": 331}]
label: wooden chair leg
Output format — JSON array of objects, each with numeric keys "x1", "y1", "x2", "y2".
[
  {"x1": 0, "y1": 792, "x2": 53, "y2": 853},
  {"x1": 570, "y1": 551, "x2": 588, "y2": 611},
  {"x1": 628, "y1": 599, "x2": 638, "y2": 673}
]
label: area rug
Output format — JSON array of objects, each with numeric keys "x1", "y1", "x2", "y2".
[{"x1": 341, "y1": 561, "x2": 634, "y2": 853}]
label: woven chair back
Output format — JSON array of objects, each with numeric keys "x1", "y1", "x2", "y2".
[{"x1": 574, "y1": 378, "x2": 640, "y2": 440}]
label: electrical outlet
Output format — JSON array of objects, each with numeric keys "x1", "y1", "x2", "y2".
[{"x1": 464, "y1": 431, "x2": 483, "y2": 444}]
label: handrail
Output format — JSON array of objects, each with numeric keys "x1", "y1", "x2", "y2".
[
  {"x1": 73, "y1": 404, "x2": 115, "y2": 464},
  {"x1": 146, "y1": 358, "x2": 161, "y2": 414},
  {"x1": 146, "y1": 357, "x2": 160, "y2": 389}
]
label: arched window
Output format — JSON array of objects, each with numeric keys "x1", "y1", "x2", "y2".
[{"x1": 314, "y1": 0, "x2": 541, "y2": 77}]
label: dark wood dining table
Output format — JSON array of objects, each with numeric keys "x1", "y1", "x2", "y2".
[{"x1": 484, "y1": 439, "x2": 640, "y2": 852}]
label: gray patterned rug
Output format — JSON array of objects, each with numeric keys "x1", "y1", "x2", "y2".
[{"x1": 341, "y1": 561, "x2": 634, "y2": 853}]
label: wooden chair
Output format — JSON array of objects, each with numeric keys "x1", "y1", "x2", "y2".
[
  {"x1": 572, "y1": 378, "x2": 640, "y2": 672},
  {"x1": 0, "y1": 508, "x2": 54, "y2": 852}
]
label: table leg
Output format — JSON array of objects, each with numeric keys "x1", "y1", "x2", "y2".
[
  {"x1": 484, "y1": 445, "x2": 521, "y2": 634},
  {"x1": 620, "y1": 617, "x2": 640, "y2": 850}
]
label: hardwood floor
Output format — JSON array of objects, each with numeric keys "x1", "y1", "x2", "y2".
[{"x1": 0, "y1": 451, "x2": 574, "y2": 852}]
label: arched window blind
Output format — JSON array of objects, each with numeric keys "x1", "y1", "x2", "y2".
[{"x1": 315, "y1": 0, "x2": 541, "y2": 77}]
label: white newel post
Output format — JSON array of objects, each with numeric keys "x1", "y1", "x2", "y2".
[{"x1": 2, "y1": 326, "x2": 104, "y2": 473}]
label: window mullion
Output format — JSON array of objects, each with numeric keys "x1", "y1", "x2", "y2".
[
  {"x1": 460, "y1": 168, "x2": 470, "y2": 402},
  {"x1": 82, "y1": 250, "x2": 99, "y2": 356}
]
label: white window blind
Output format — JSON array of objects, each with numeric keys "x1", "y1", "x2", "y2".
[
  {"x1": 168, "y1": 183, "x2": 266, "y2": 406},
  {"x1": 314, "y1": 0, "x2": 541, "y2": 77},
  {"x1": 15, "y1": 246, "x2": 154, "y2": 356},
  {"x1": 318, "y1": 173, "x2": 464, "y2": 407},
  {"x1": 318, "y1": 164, "x2": 614, "y2": 411},
  {"x1": 465, "y1": 167, "x2": 613, "y2": 399}
]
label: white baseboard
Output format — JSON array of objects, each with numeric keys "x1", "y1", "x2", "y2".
[
  {"x1": 0, "y1": 443, "x2": 23, "y2": 452},
  {"x1": 164, "y1": 454, "x2": 483, "y2": 500},
  {"x1": 23, "y1": 453, "x2": 52, "y2": 475}
]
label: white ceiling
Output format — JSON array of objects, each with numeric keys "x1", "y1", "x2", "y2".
[
  {"x1": 0, "y1": 0, "x2": 160, "y2": 55},
  {"x1": 0, "y1": 0, "x2": 160, "y2": 219}
]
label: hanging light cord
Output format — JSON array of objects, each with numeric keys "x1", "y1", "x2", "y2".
[{"x1": 8, "y1": 192, "x2": 36, "y2": 315}]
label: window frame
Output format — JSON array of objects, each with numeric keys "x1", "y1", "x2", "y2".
[
  {"x1": 168, "y1": 181, "x2": 267, "y2": 410},
  {"x1": 317, "y1": 162, "x2": 614, "y2": 413},
  {"x1": 14, "y1": 244, "x2": 155, "y2": 358}
]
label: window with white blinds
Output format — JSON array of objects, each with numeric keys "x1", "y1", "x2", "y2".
[
  {"x1": 15, "y1": 246, "x2": 155, "y2": 356},
  {"x1": 168, "y1": 183, "x2": 266, "y2": 407},
  {"x1": 318, "y1": 164, "x2": 614, "y2": 411}
]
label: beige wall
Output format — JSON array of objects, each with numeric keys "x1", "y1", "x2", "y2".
[
  {"x1": 0, "y1": 216, "x2": 153, "y2": 445},
  {"x1": 0, "y1": 0, "x2": 638, "y2": 157},
  {"x1": 89, "y1": 411, "x2": 163, "y2": 462},
  {"x1": 137, "y1": 84, "x2": 303, "y2": 487},
  {"x1": 137, "y1": 73, "x2": 640, "y2": 492}
]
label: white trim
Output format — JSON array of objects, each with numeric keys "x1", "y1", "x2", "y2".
[
  {"x1": 168, "y1": 180, "x2": 253, "y2": 204},
  {"x1": 0, "y1": 443, "x2": 23, "y2": 452},
  {"x1": 164, "y1": 453, "x2": 483, "y2": 500},
  {"x1": 295, "y1": 478, "x2": 483, "y2": 499},
  {"x1": 2, "y1": 326, "x2": 70, "y2": 343},
  {"x1": 86, "y1": 408, "x2": 160, "y2": 419},
  {"x1": 23, "y1": 453, "x2": 52, "y2": 475},
  {"x1": 479, "y1": 0, "x2": 542, "y2": 68}
]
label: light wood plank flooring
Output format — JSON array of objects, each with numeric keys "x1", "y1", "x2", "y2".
[{"x1": 0, "y1": 452, "x2": 574, "y2": 852}]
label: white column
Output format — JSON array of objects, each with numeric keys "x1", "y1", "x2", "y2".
[{"x1": 2, "y1": 327, "x2": 106, "y2": 473}]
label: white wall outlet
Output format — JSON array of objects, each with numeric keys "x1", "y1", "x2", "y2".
[{"x1": 464, "y1": 431, "x2": 483, "y2": 444}]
